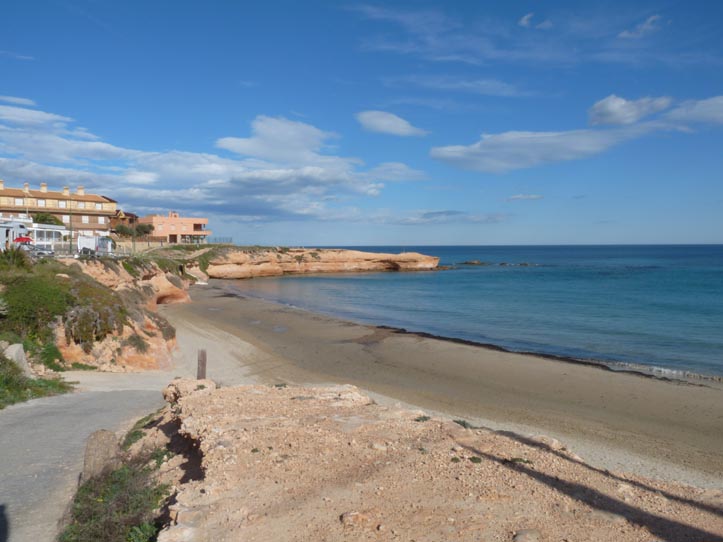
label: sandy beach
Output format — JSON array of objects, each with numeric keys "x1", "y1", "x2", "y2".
[{"x1": 160, "y1": 281, "x2": 723, "y2": 489}]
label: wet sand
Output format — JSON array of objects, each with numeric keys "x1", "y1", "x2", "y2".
[{"x1": 161, "y1": 281, "x2": 723, "y2": 488}]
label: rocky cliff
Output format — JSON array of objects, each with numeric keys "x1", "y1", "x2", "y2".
[
  {"x1": 50, "y1": 259, "x2": 190, "y2": 372},
  {"x1": 131, "y1": 379, "x2": 723, "y2": 542},
  {"x1": 204, "y1": 248, "x2": 439, "y2": 279}
]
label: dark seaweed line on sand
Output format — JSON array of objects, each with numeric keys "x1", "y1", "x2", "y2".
[
  {"x1": 209, "y1": 283, "x2": 721, "y2": 387},
  {"x1": 376, "y1": 325, "x2": 720, "y2": 386}
]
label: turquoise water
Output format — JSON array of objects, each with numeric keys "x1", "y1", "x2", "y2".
[{"x1": 226, "y1": 245, "x2": 723, "y2": 377}]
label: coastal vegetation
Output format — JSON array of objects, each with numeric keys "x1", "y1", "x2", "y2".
[
  {"x1": 0, "y1": 246, "x2": 185, "y2": 400},
  {"x1": 0, "y1": 351, "x2": 71, "y2": 409},
  {"x1": 60, "y1": 410, "x2": 179, "y2": 542},
  {"x1": 59, "y1": 455, "x2": 169, "y2": 542}
]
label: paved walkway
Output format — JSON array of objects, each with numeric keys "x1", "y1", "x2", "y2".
[
  {"x1": 0, "y1": 301, "x2": 266, "y2": 542},
  {"x1": 0, "y1": 387, "x2": 166, "y2": 542}
]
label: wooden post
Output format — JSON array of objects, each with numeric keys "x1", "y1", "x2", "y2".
[{"x1": 197, "y1": 349, "x2": 207, "y2": 380}]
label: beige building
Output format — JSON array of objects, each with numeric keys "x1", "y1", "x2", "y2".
[
  {"x1": 139, "y1": 211, "x2": 211, "y2": 244},
  {"x1": 0, "y1": 180, "x2": 117, "y2": 237}
]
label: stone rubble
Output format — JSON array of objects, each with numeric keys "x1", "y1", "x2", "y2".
[{"x1": 128, "y1": 379, "x2": 723, "y2": 542}]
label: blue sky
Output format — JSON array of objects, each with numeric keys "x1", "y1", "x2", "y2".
[{"x1": 1, "y1": 1, "x2": 722, "y2": 245}]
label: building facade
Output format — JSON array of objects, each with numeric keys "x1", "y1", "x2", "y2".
[
  {"x1": 138, "y1": 211, "x2": 211, "y2": 244},
  {"x1": 0, "y1": 180, "x2": 117, "y2": 238}
]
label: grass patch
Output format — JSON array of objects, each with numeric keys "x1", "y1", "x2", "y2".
[
  {"x1": 450, "y1": 456, "x2": 461, "y2": 463},
  {"x1": 40, "y1": 342, "x2": 66, "y2": 372},
  {"x1": 469, "y1": 456, "x2": 482, "y2": 464},
  {"x1": 71, "y1": 362, "x2": 97, "y2": 371},
  {"x1": 122, "y1": 334, "x2": 149, "y2": 354},
  {"x1": 0, "y1": 353, "x2": 72, "y2": 409},
  {"x1": 59, "y1": 457, "x2": 169, "y2": 542},
  {"x1": 0, "y1": 272, "x2": 73, "y2": 337},
  {"x1": 122, "y1": 413, "x2": 156, "y2": 451},
  {"x1": 414, "y1": 415, "x2": 431, "y2": 422}
]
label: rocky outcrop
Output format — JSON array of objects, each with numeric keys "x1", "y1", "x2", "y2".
[
  {"x1": 51, "y1": 260, "x2": 189, "y2": 372},
  {"x1": 73, "y1": 260, "x2": 190, "y2": 307},
  {"x1": 137, "y1": 380, "x2": 723, "y2": 542},
  {"x1": 205, "y1": 248, "x2": 439, "y2": 279}
]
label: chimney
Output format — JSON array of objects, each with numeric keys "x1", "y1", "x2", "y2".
[
  {"x1": 23, "y1": 182, "x2": 30, "y2": 193},
  {"x1": 0, "y1": 180, "x2": 4, "y2": 190},
  {"x1": 40, "y1": 182, "x2": 47, "y2": 193},
  {"x1": 76, "y1": 185, "x2": 85, "y2": 196},
  {"x1": 63, "y1": 186, "x2": 70, "y2": 196}
]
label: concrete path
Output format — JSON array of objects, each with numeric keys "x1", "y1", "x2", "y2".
[
  {"x1": 0, "y1": 302, "x2": 267, "y2": 542},
  {"x1": 0, "y1": 387, "x2": 166, "y2": 542}
]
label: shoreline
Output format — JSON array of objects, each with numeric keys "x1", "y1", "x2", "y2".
[
  {"x1": 226, "y1": 279, "x2": 723, "y2": 384},
  {"x1": 161, "y1": 281, "x2": 723, "y2": 489}
]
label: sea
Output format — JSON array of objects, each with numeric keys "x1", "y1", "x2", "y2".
[{"x1": 226, "y1": 245, "x2": 723, "y2": 378}]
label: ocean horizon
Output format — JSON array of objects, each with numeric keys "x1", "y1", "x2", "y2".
[{"x1": 226, "y1": 244, "x2": 723, "y2": 378}]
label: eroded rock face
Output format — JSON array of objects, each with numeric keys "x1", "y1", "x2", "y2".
[
  {"x1": 206, "y1": 248, "x2": 439, "y2": 279},
  {"x1": 144, "y1": 381, "x2": 723, "y2": 542},
  {"x1": 74, "y1": 260, "x2": 190, "y2": 307},
  {"x1": 51, "y1": 260, "x2": 186, "y2": 371},
  {"x1": 55, "y1": 314, "x2": 175, "y2": 372}
]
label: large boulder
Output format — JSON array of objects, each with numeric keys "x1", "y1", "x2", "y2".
[{"x1": 4, "y1": 344, "x2": 33, "y2": 378}]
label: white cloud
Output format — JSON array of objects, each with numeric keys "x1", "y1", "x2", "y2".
[
  {"x1": 0, "y1": 104, "x2": 426, "y2": 223},
  {"x1": 364, "y1": 162, "x2": 426, "y2": 181},
  {"x1": 0, "y1": 50, "x2": 34, "y2": 61},
  {"x1": 385, "y1": 74, "x2": 527, "y2": 97},
  {"x1": 0, "y1": 105, "x2": 72, "y2": 126},
  {"x1": 508, "y1": 194, "x2": 543, "y2": 201},
  {"x1": 667, "y1": 96, "x2": 723, "y2": 124},
  {"x1": 431, "y1": 127, "x2": 645, "y2": 173},
  {"x1": 432, "y1": 93, "x2": 723, "y2": 173},
  {"x1": 0, "y1": 96, "x2": 36, "y2": 107},
  {"x1": 518, "y1": 13, "x2": 534, "y2": 28},
  {"x1": 536, "y1": 20, "x2": 553, "y2": 30},
  {"x1": 589, "y1": 94, "x2": 672, "y2": 125},
  {"x1": 390, "y1": 210, "x2": 506, "y2": 225},
  {"x1": 216, "y1": 115, "x2": 342, "y2": 165},
  {"x1": 618, "y1": 15, "x2": 662, "y2": 39},
  {"x1": 355, "y1": 110, "x2": 427, "y2": 136}
]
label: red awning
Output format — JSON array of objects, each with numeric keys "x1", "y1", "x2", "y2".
[{"x1": 13, "y1": 236, "x2": 33, "y2": 243}]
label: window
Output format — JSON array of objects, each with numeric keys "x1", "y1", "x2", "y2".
[
  {"x1": 77, "y1": 201, "x2": 85, "y2": 209},
  {"x1": 157, "y1": 225, "x2": 163, "y2": 231},
  {"x1": 62, "y1": 215, "x2": 70, "y2": 223},
  {"x1": 38, "y1": 199, "x2": 46, "y2": 207},
  {"x1": 95, "y1": 203, "x2": 102, "y2": 210},
  {"x1": 81, "y1": 215, "x2": 89, "y2": 224},
  {"x1": 98, "y1": 216, "x2": 105, "y2": 225},
  {"x1": 59, "y1": 201, "x2": 67, "y2": 209},
  {"x1": 14, "y1": 198, "x2": 23, "y2": 206}
]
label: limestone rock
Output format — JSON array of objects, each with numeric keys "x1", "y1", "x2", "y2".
[
  {"x1": 163, "y1": 378, "x2": 217, "y2": 403},
  {"x1": 4, "y1": 343, "x2": 33, "y2": 378},
  {"x1": 81, "y1": 429, "x2": 120, "y2": 483},
  {"x1": 513, "y1": 528, "x2": 541, "y2": 542},
  {"x1": 206, "y1": 248, "x2": 439, "y2": 279}
]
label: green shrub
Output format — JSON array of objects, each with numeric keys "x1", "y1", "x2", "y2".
[
  {"x1": 0, "y1": 353, "x2": 72, "y2": 409},
  {"x1": 39, "y1": 342, "x2": 66, "y2": 371},
  {"x1": 59, "y1": 460, "x2": 168, "y2": 542},
  {"x1": 122, "y1": 334, "x2": 149, "y2": 354},
  {"x1": 0, "y1": 274, "x2": 72, "y2": 337},
  {"x1": 71, "y1": 362, "x2": 96, "y2": 371},
  {"x1": 0, "y1": 247, "x2": 30, "y2": 271}
]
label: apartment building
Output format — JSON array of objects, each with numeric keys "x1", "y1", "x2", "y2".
[
  {"x1": 0, "y1": 180, "x2": 117, "y2": 237},
  {"x1": 138, "y1": 211, "x2": 211, "y2": 244}
]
